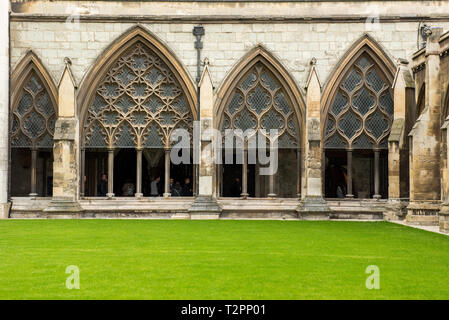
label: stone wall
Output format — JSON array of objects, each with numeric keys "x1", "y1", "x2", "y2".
[
  {"x1": 12, "y1": 20, "x2": 449, "y2": 94},
  {"x1": 6, "y1": 0, "x2": 449, "y2": 222}
]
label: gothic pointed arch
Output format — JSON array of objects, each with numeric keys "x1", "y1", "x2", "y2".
[
  {"x1": 215, "y1": 45, "x2": 304, "y2": 148},
  {"x1": 78, "y1": 25, "x2": 197, "y2": 149},
  {"x1": 10, "y1": 51, "x2": 58, "y2": 149},
  {"x1": 322, "y1": 34, "x2": 396, "y2": 150}
]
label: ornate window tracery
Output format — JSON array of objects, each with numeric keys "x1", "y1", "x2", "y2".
[
  {"x1": 324, "y1": 54, "x2": 394, "y2": 150},
  {"x1": 83, "y1": 42, "x2": 193, "y2": 149},
  {"x1": 220, "y1": 62, "x2": 300, "y2": 148},
  {"x1": 10, "y1": 72, "x2": 57, "y2": 149}
]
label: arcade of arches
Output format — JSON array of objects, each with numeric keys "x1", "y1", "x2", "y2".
[{"x1": 3, "y1": 16, "x2": 449, "y2": 232}]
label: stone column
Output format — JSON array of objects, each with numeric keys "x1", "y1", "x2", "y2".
[
  {"x1": 297, "y1": 60, "x2": 330, "y2": 219},
  {"x1": 406, "y1": 27, "x2": 443, "y2": 225},
  {"x1": 268, "y1": 173, "x2": 276, "y2": 198},
  {"x1": 297, "y1": 148, "x2": 301, "y2": 198},
  {"x1": 107, "y1": 149, "x2": 114, "y2": 197},
  {"x1": 29, "y1": 149, "x2": 38, "y2": 197},
  {"x1": 346, "y1": 149, "x2": 353, "y2": 198},
  {"x1": 386, "y1": 59, "x2": 414, "y2": 220},
  {"x1": 373, "y1": 149, "x2": 380, "y2": 199},
  {"x1": 188, "y1": 65, "x2": 221, "y2": 219},
  {"x1": 80, "y1": 148, "x2": 86, "y2": 197},
  {"x1": 0, "y1": 2, "x2": 10, "y2": 219},
  {"x1": 135, "y1": 148, "x2": 143, "y2": 197},
  {"x1": 163, "y1": 147, "x2": 171, "y2": 197},
  {"x1": 241, "y1": 147, "x2": 249, "y2": 198},
  {"x1": 44, "y1": 60, "x2": 83, "y2": 214}
]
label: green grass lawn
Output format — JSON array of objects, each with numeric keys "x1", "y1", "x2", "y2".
[{"x1": 0, "y1": 220, "x2": 448, "y2": 299}]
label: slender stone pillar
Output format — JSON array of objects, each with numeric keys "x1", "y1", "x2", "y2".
[
  {"x1": 30, "y1": 149, "x2": 38, "y2": 197},
  {"x1": 188, "y1": 65, "x2": 221, "y2": 219},
  {"x1": 80, "y1": 148, "x2": 85, "y2": 197},
  {"x1": 407, "y1": 26, "x2": 443, "y2": 225},
  {"x1": 106, "y1": 149, "x2": 114, "y2": 198},
  {"x1": 135, "y1": 148, "x2": 143, "y2": 197},
  {"x1": 192, "y1": 164, "x2": 197, "y2": 196},
  {"x1": 44, "y1": 59, "x2": 83, "y2": 214},
  {"x1": 346, "y1": 149, "x2": 354, "y2": 198},
  {"x1": 268, "y1": 173, "x2": 276, "y2": 198},
  {"x1": 163, "y1": 148, "x2": 171, "y2": 197},
  {"x1": 297, "y1": 59, "x2": 330, "y2": 219},
  {"x1": 373, "y1": 150, "x2": 381, "y2": 199},
  {"x1": 241, "y1": 147, "x2": 249, "y2": 198},
  {"x1": 297, "y1": 148, "x2": 301, "y2": 198},
  {"x1": 0, "y1": 2, "x2": 10, "y2": 218}
]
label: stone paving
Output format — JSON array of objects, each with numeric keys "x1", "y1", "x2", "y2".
[{"x1": 391, "y1": 221, "x2": 448, "y2": 236}]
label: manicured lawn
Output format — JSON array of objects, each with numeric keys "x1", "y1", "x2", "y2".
[{"x1": 0, "y1": 220, "x2": 448, "y2": 299}]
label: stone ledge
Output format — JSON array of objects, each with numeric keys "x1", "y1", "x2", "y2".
[
  {"x1": 406, "y1": 214, "x2": 440, "y2": 226},
  {"x1": 406, "y1": 201, "x2": 441, "y2": 226}
]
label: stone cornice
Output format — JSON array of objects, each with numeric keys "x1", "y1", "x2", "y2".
[{"x1": 10, "y1": 13, "x2": 449, "y2": 23}]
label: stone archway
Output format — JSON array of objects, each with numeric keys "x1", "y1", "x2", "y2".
[
  {"x1": 10, "y1": 51, "x2": 58, "y2": 197},
  {"x1": 215, "y1": 46, "x2": 305, "y2": 198},
  {"x1": 321, "y1": 35, "x2": 396, "y2": 199},
  {"x1": 78, "y1": 26, "x2": 197, "y2": 198}
]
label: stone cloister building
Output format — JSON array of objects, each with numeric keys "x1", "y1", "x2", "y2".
[{"x1": 1, "y1": 0, "x2": 449, "y2": 233}]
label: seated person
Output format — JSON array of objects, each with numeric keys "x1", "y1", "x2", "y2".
[
  {"x1": 172, "y1": 182, "x2": 182, "y2": 197},
  {"x1": 122, "y1": 181, "x2": 135, "y2": 196},
  {"x1": 181, "y1": 177, "x2": 193, "y2": 196}
]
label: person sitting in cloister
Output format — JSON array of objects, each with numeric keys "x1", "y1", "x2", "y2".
[{"x1": 97, "y1": 173, "x2": 108, "y2": 197}]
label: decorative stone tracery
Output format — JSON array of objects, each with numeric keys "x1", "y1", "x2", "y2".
[
  {"x1": 324, "y1": 54, "x2": 394, "y2": 150},
  {"x1": 323, "y1": 52, "x2": 394, "y2": 199},
  {"x1": 83, "y1": 42, "x2": 193, "y2": 150},
  {"x1": 11, "y1": 72, "x2": 57, "y2": 149},
  {"x1": 218, "y1": 58, "x2": 302, "y2": 198},
  {"x1": 220, "y1": 62, "x2": 300, "y2": 149},
  {"x1": 10, "y1": 54, "x2": 59, "y2": 198}
]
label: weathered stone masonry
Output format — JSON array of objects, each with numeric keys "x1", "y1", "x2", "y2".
[{"x1": 2, "y1": 0, "x2": 449, "y2": 233}]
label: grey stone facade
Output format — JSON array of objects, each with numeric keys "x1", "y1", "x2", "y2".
[{"x1": 2, "y1": 0, "x2": 449, "y2": 233}]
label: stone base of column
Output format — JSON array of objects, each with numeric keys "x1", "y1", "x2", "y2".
[
  {"x1": 406, "y1": 201, "x2": 440, "y2": 226},
  {"x1": 297, "y1": 196, "x2": 331, "y2": 220},
  {"x1": 384, "y1": 198, "x2": 408, "y2": 221},
  {"x1": 188, "y1": 196, "x2": 222, "y2": 220},
  {"x1": 439, "y1": 204, "x2": 449, "y2": 234},
  {"x1": 43, "y1": 199, "x2": 84, "y2": 215},
  {"x1": 0, "y1": 202, "x2": 11, "y2": 219},
  {"x1": 135, "y1": 193, "x2": 143, "y2": 198}
]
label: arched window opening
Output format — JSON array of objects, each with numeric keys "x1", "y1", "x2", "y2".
[
  {"x1": 10, "y1": 71, "x2": 56, "y2": 197},
  {"x1": 82, "y1": 41, "x2": 194, "y2": 198},
  {"x1": 324, "y1": 54, "x2": 393, "y2": 199},
  {"x1": 218, "y1": 61, "x2": 301, "y2": 198}
]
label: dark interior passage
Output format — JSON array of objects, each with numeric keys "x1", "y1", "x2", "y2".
[
  {"x1": 10, "y1": 148, "x2": 53, "y2": 197},
  {"x1": 325, "y1": 149, "x2": 388, "y2": 199}
]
